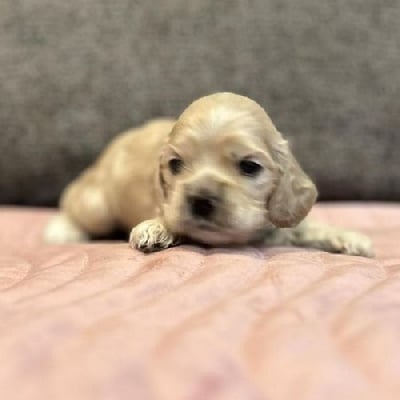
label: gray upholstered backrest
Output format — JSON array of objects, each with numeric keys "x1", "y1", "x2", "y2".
[{"x1": 1, "y1": 0, "x2": 399, "y2": 205}]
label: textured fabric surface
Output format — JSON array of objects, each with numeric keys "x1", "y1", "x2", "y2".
[
  {"x1": 1, "y1": 203, "x2": 400, "y2": 400},
  {"x1": 0, "y1": 0, "x2": 399, "y2": 205}
]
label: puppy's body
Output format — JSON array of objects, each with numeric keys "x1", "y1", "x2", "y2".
[
  {"x1": 45, "y1": 93, "x2": 373, "y2": 257},
  {"x1": 88, "y1": 119, "x2": 175, "y2": 230},
  {"x1": 46, "y1": 119, "x2": 174, "y2": 243}
]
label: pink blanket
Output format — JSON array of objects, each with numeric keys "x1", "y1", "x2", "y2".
[{"x1": 1, "y1": 204, "x2": 399, "y2": 399}]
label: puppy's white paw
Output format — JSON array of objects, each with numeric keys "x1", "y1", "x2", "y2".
[
  {"x1": 44, "y1": 214, "x2": 89, "y2": 244},
  {"x1": 328, "y1": 231, "x2": 374, "y2": 257},
  {"x1": 129, "y1": 219, "x2": 177, "y2": 253}
]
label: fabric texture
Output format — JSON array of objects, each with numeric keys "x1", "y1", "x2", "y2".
[
  {"x1": 0, "y1": 0, "x2": 399, "y2": 205},
  {"x1": 1, "y1": 203, "x2": 399, "y2": 399}
]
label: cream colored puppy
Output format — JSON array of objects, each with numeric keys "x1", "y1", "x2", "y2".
[{"x1": 45, "y1": 93, "x2": 373, "y2": 256}]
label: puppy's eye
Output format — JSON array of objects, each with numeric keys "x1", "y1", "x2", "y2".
[
  {"x1": 238, "y1": 160, "x2": 263, "y2": 177},
  {"x1": 168, "y1": 158, "x2": 184, "y2": 175}
]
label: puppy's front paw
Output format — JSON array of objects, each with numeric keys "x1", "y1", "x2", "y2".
[
  {"x1": 328, "y1": 231, "x2": 374, "y2": 257},
  {"x1": 129, "y1": 219, "x2": 178, "y2": 253}
]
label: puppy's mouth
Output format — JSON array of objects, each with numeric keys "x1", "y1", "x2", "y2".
[
  {"x1": 188, "y1": 220, "x2": 222, "y2": 232},
  {"x1": 180, "y1": 218, "x2": 248, "y2": 245}
]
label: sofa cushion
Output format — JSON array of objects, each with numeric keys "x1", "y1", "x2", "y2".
[
  {"x1": 0, "y1": 203, "x2": 399, "y2": 399},
  {"x1": 0, "y1": 0, "x2": 399, "y2": 205}
]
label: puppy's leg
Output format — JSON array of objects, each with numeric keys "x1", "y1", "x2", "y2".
[
  {"x1": 129, "y1": 219, "x2": 178, "y2": 252},
  {"x1": 264, "y1": 219, "x2": 374, "y2": 257},
  {"x1": 45, "y1": 167, "x2": 116, "y2": 243},
  {"x1": 44, "y1": 213, "x2": 89, "y2": 243}
]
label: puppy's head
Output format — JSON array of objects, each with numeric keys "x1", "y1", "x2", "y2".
[{"x1": 157, "y1": 93, "x2": 317, "y2": 245}]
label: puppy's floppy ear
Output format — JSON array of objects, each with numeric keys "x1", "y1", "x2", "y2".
[
  {"x1": 157, "y1": 148, "x2": 169, "y2": 200},
  {"x1": 268, "y1": 139, "x2": 317, "y2": 228}
]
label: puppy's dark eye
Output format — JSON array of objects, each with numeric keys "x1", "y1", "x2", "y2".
[
  {"x1": 238, "y1": 160, "x2": 263, "y2": 177},
  {"x1": 168, "y1": 158, "x2": 184, "y2": 175}
]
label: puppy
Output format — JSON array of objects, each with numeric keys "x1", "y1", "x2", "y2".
[{"x1": 45, "y1": 92, "x2": 373, "y2": 257}]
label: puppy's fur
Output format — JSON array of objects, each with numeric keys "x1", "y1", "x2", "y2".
[{"x1": 45, "y1": 93, "x2": 373, "y2": 257}]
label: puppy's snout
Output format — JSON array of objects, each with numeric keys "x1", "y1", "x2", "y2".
[{"x1": 188, "y1": 194, "x2": 218, "y2": 220}]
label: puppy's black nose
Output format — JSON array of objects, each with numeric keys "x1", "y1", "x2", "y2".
[{"x1": 189, "y1": 195, "x2": 216, "y2": 219}]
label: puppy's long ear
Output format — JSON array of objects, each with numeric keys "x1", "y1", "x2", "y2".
[{"x1": 268, "y1": 139, "x2": 317, "y2": 228}]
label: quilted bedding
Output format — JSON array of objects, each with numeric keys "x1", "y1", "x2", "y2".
[{"x1": 0, "y1": 203, "x2": 399, "y2": 400}]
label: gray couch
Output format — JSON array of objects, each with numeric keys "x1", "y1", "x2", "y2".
[{"x1": 1, "y1": 0, "x2": 399, "y2": 205}]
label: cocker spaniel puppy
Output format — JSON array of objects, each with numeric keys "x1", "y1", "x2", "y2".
[{"x1": 45, "y1": 93, "x2": 373, "y2": 257}]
